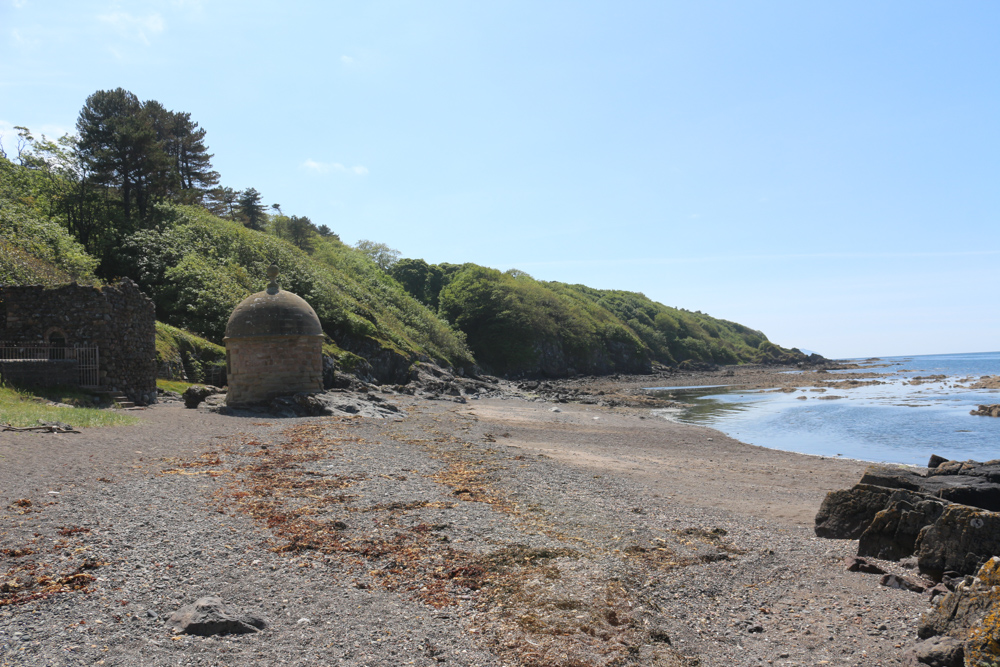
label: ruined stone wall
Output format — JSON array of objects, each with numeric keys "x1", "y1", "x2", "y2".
[
  {"x1": 0, "y1": 360, "x2": 78, "y2": 388},
  {"x1": 226, "y1": 335, "x2": 323, "y2": 405},
  {"x1": 0, "y1": 279, "x2": 157, "y2": 404}
]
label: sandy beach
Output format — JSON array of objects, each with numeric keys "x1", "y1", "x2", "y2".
[{"x1": 1, "y1": 374, "x2": 931, "y2": 666}]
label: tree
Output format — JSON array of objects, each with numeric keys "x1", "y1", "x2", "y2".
[
  {"x1": 238, "y1": 187, "x2": 266, "y2": 230},
  {"x1": 287, "y1": 215, "x2": 315, "y2": 252},
  {"x1": 142, "y1": 100, "x2": 219, "y2": 204},
  {"x1": 205, "y1": 186, "x2": 239, "y2": 219},
  {"x1": 76, "y1": 88, "x2": 166, "y2": 223},
  {"x1": 315, "y1": 224, "x2": 338, "y2": 239},
  {"x1": 390, "y1": 258, "x2": 432, "y2": 304},
  {"x1": 355, "y1": 239, "x2": 400, "y2": 271}
]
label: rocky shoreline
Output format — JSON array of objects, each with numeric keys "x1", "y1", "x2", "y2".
[{"x1": 0, "y1": 363, "x2": 987, "y2": 666}]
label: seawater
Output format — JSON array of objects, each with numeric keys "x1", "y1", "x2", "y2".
[{"x1": 647, "y1": 351, "x2": 1000, "y2": 466}]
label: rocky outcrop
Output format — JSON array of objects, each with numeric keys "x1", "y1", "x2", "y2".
[
  {"x1": 912, "y1": 556, "x2": 1000, "y2": 665},
  {"x1": 970, "y1": 404, "x2": 1000, "y2": 417},
  {"x1": 858, "y1": 493, "x2": 949, "y2": 561},
  {"x1": 915, "y1": 505, "x2": 1000, "y2": 580},
  {"x1": 816, "y1": 457, "x2": 1000, "y2": 579},
  {"x1": 815, "y1": 484, "x2": 899, "y2": 539}
]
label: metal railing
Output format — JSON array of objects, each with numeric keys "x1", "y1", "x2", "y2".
[{"x1": 0, "y1": 344, "x2": 100, "y2": 388}]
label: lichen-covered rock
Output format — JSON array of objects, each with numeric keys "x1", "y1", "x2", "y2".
[
  {"x1": 815, "y1": 484, "x2": 898, "y2": 539},
  {"x1": 916, "y1": 506, "x2": 1000, "y2": 579},
  {"x1": 915, "y1": 558, "x2": 1000, "y2": 665},
  {"x1": 919, "y1": 558, "x2": 1000, "y2": 640},
  {"x1": 858, "y1": 494, "x2": 949, "y2": 561}
]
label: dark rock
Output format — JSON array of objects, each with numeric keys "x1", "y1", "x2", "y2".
[
  {"x1": 901, "y1": 636, "x2": 964, "y2": 666},
  {"x1": 858, "y1": 495, "x2": 949, "y2": 561},
  {"x1": 165, "y1": 596, "x2": 266, "y2": 636},
  {"x1": 928, "y1": 454, "x2": 949, "y2": 469},
  {"x1": 970, "y1": 404, "x2": 1000, "y2": 417},
  {"x1": 916, "y1": 505, "x2": 1000, "y2": 579},
  {"x1": 926, "y1": 584, "x2": 951, "y2": 602},
  {"x1": 880, "y1": 573, "x2": 928, "y2": 593},
  {"x1": 182, "y1": 385, "x2": 216, "y2": 409},
  {"x1": 845, "y1": 556, "x2": 886, "y2": 574},
  {"x1": 815, "y1": 484, "x2": 897, "y2": 539}
]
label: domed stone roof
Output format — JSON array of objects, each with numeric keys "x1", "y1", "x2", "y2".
[{"x1": 224, "y1": 265, "x2": 323, "y2": 340}]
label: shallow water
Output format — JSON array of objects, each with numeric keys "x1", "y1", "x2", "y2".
[{"x1": 647, "y1": 351, "x2": 1000, "y2": 466}]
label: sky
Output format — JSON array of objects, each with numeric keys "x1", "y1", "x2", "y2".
[{"x1": 1, "y1": 1, "x2": 998, "y2": 359}]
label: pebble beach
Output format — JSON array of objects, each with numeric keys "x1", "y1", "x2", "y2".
[{"x1": 1, "y1": 372, "x2": 935, "y2": 666}]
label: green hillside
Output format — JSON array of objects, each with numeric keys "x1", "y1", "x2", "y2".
[
  {"x1": 389, "y1": 260, "x2": 809, "y2": 376},
  {"x1": 0, "y1": 88, "x2": 815, "y2": 383}
]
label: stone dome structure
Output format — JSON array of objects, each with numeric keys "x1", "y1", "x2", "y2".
[{"x1": 224, "y1": 265, "x2": 324, "y2": 406}]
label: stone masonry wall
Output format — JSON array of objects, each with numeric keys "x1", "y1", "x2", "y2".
[
  {"x1": 0, "y1": 360, "x2": 78, "y2": 388},
  {"x1": 226, "y1": 335, "x2": 323, "y2": 405},
  {"x1": 0, "y1": 278, "x2": 157, "y2": 404}
]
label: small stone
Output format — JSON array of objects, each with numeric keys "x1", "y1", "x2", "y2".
[
  {"x1": 845, "y1": 556, "x2": 886, "y2": 575},
  {"x1": 881, "y1": 573, "x2": 927, "y2": 593},
  {"x1": 296, "y1": 618, "x2": 311, "y2": 625}
]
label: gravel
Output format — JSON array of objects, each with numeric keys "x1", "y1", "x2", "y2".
[{"x1": 1, "y1": 392, "x2": 930, "y2": 666}]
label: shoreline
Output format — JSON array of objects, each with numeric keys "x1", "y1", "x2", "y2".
[{"x1": 1, "y1": 371, "x2": 934, "y2": 665}]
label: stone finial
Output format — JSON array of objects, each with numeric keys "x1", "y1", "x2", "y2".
[{"x1": 266, "y1": 263, "x2": 280, "y2": 295}]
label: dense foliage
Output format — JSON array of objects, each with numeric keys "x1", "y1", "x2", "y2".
[
  {"x1": 112, "y1": 205, "x2": 473, "y2": 370},
  {"x1": 392, "y1": 260, "x2": 807, "y2": 376},
  {"x1": 154, "y1": 321, "x2": 227, "y2": 385},
  {"x1": 0, "y1": 157, "x2": 98, "y2": 285}
]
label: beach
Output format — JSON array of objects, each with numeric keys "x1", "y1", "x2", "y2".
[{"x1": 1, "y1": 372, "x2": 932, "y2": 666}]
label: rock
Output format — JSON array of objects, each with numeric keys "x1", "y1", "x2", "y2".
[
  {"x1": 917, "y1": 557, "x2": 1000, "y2": 640},
  {"x1": 844, "y1": 556, "x2": 886, "y2": 574},
  {"x1": 165, "y1": 596, "x2": 266, "y2": 636},
  {"x1": 901, "y1": 636, "x2": 964, "y2": 666},
  {"x1": 970, "y1": 404, "x2": 1000, "y2": 417},
  {"x1": 182, "y1": 385, "x2": 215, "y2": 409},
  {"x1": 916, "y1": 505, "x2": 1000, "y2": 579},
  {"x1": 881, "y1": 573, "x2": 928, "y2": 593},
  {"x1": 858, "y1": 495, "x2": 949, "y2": 561},
  {"x1": 815, "y1": 484, "x2": 897, "y2": 539},
  {"x1": 928, "y1": 454, "x2": 949, "y2": 469}
]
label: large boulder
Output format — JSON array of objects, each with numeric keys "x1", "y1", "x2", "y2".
[
  {"x1": 916, "y1": 505, "x2": 1000, "y2": 580},
  {"x1": 858, "y1": 494, "x2": 949, "y2": 561},
  {"x1": 815, "y1": 484, "x2": 898, "y2": 539},
  {"x1": 860, "y1": 463, "x2": 1000, "y2": 511}
]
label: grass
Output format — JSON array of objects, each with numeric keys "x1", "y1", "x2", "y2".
[
  {"x1": 156, "y1": 378, "x2": 196, "y2": 394},
  {"x1": 0, "y1": 385, "x2": 139, "y2": 429}
]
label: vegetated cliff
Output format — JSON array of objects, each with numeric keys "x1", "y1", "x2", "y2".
[
  {"x1": 108, "y1": 205, "x2": 475, "y2": 382},
  {"x1": 0, "y1": 164, "x2": 98, "y2": 286},
  {"x1": 2, "y1": 151, "x2": 812, "y2": 384},
  {"x1": 391, "y1": 259, "x2": 813, "y2": 378}
]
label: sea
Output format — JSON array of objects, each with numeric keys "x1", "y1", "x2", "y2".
[{"x1": 647, "y1": 351, "x2": 1000, "y2": 466}]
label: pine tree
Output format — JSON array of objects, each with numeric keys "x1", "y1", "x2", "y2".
[
  {"x1": 76, "y1": 88, "x2": 167, "y2": 223},
  {"x1": 238, "y1": 187, "x2": 266, "y2": 230}
]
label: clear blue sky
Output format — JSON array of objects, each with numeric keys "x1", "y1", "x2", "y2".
[{"x1": 2, "y1": 1, "x2": 997, "y2": 359}]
